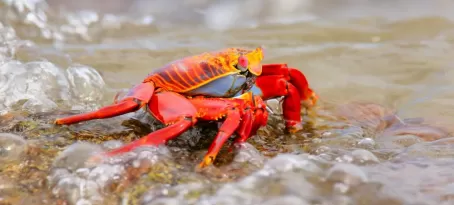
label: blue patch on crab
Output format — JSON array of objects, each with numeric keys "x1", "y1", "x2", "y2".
[
  {"x1": 184, "y1": 74, "x2": 247, "y2": 97},
  {"x1": 233, "y1": 84, "x2": 263, "y2": 98}
]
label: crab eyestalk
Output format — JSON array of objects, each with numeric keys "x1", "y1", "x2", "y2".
[
  {"x1": 237, "y1": 55, "x2": 249, "y2": 72},
  {"x1": 244, "y1": 46, "x2": 264, "y2": 76}
]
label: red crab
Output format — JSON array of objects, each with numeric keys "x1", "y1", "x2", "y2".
[{"x1": 55, "y1": 47, "x2": 317, "y2": 168}]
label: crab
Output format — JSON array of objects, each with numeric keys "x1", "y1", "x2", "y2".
[{"x1": 55, "y1": 47, "x2": 317, "y2": 168}]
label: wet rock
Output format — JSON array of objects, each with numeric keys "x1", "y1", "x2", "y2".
[
  {"x1": 380, "y1": 124, "x2": 450, "y2": 142},
  {"x1": 334, "y1": 102, "x2": 398, "y2": 134},
  {"x1": 0, "y1": 133, "x2": 27, "y2": 163}
]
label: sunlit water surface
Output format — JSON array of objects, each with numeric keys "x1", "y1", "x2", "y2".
[{"x1": 2, "y1": 0, "x2": 454, "y2": 204}]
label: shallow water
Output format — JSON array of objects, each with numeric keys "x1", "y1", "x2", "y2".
[{"x1": 2, "y1": 0, "x2": 454, "y2": 204}]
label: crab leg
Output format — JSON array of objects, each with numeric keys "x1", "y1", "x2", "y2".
[
  {"x1": 233, "y1": 95, "x2": 268, "y2": 145},
  {"x1": 199, "y1": 107, "x2": 242, "y2": 168},
  {"x1": 87, "y1": 91, "x2": 198, "y2": 161},
  {"x1": 250, "y1": 103, "x2": 268, "y2": 136},
  {"x1": 100, "y1": 118, "x2": 193, "y2": 157},
  {"x1": 55, "y1": 82, "x2": 156, "y2": 125},
  {"x1": 88, "y1": 91, "x2": 247, "y2": 168},
  {"x1": 234, "y1": 109, "x2": 253, "y2": 143}
]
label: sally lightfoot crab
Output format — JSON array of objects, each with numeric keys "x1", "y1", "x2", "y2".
[
  {"x1": 98, "y1": 91, "x2": 267, "y2": 168},
  {"x1": 55, "y1": 46, "x2": 317, "y2": 167}
]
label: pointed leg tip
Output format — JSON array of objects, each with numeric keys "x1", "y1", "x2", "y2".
[
  {"x1": 54, "y1": 119, "x2": 63, "y2": 125},
  {"x1": 196, "y1": 155, "x2": 215, "y2": 171},
  {"x1": 55, "y1": 117, "x2": 73, "y2": 125}
]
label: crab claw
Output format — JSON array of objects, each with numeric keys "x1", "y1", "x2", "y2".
[
  {"x1": 302, "y1": 88, "x2": 318, "y2": 110},
  {"x1": 254, "y1": 63, "x2": 317, "y2": 133}
]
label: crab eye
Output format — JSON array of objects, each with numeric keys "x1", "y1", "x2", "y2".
[{"x1": 237, "y1": 55, "x2": 248, "y2": 71}]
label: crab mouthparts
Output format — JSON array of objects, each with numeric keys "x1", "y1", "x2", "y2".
[{"x1": 248, "y1": 64, "x2": 262, "y2": 76}]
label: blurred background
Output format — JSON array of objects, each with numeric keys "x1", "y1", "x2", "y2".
[
  {"x1": 3, "y1": 0, "x2": 454, "y2": 205},
  {"x1": 2, "y1": 0, "x2": 454, "y2": 121}
]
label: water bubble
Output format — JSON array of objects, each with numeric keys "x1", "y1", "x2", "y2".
[
  {"x1": 0, "y1": 133, "x2": 27, "y2": 163},
  {"x1": 0, "y1": 60, "x2": 70, "y2": 113},
  {"x1": 21, "y1": 96, "x2": 58, "y2": 113},
  {"x1": 49, "y1": 141, "x2": 174, "y2": 204},
  {"x1": 52, "y1": 142, "x2": 103, "y2": 171},
  {"x1": 66, "y1": 64, "x2": 106, "y2": 106},
  {"x1": 50, "y1": 144, "x2": 170, "y2": 204},
  {"x1": 264, "y1": 154, "x2": 322, "y2": 174},
  {"x1": 357, "y1": 137, "x2": 376, "y2": 149},
  {"x1": 350, "y1": 149, "x2": 379, "y2": 164},
  {"x1": 232, "y1": 142, "x2": 265, "y2": 167},
  {"x1": 0, "y1": 24, "x2": 20, "y2": 62},
  {"x1": 0, "y1": 59, "x2": 108, "y2": 113},
  {"x1": 326, "y1": 163, "x2": 368, "y2": 187},
  {"x1": 102, "y1": 140, "x2": 123, "y2": 150}
]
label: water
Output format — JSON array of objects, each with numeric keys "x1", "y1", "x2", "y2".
[{"x1": 1, "y1": 0, "x2": 454, "y2": 204}]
